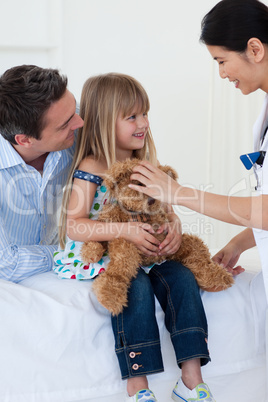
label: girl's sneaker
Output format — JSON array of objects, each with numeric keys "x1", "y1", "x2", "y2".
[
  {"x1": 125, "y1": 389, "x2": 157, "y2": 402},
  {"x1": 172, "y1": 378, "x2": 216, "y2": 401}
]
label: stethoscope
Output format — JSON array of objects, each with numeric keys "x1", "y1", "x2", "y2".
[
  {"x1": 240, "y1": 125, "x2": 268, "y2": 190},
  {"x1": 240, "y1": 125, "x2": 268, "y2": 170}
]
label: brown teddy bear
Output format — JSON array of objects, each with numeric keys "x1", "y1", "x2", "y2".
[{"x1": 81, "y1": 158, "x2": 234, "y2": 315}]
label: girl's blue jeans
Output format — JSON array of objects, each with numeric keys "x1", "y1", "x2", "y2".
[{"x1": 111, "y1": 260, "x2": 210, "y2": 379}]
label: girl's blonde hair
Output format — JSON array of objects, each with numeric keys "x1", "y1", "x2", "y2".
[{"x1": 59, "y1": 72, "x2": 157, "y2": 248}]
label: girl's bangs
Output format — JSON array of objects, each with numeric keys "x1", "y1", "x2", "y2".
[{"x1": 120, "y1": 89, "x2": 150, "y2": 117}]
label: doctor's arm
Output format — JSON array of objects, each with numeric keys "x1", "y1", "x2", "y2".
[
  {"x1": 212, "y1": 228, "x2": 255, "y2": 274},
  {"x1": 0, "y1": 216, "x2": 56, "y2": 283},
  {"x1": 129, "y1": 161, "x2": 268, "y2": 230}
]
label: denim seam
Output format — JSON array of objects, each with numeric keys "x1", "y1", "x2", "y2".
[
  {"x1": 151, "y1": 267, "x2": 177, "y2": 333},
  {"x1": 171, "y1": 327, "x2": 208, "y2": 338},
  {"x1": 176, "y1": 353, "x2": 211, "y2": 365},
  {"x1": 121, "y1": 367, "x2": 164, "y2": 380},
  {"x1": 115, "y1": 309, "x2": 127, "y2": 348},
  {"x1": 115, "y1": 339, "x2": 161, "y2": 354}
]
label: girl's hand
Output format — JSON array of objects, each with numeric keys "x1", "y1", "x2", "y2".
[
  {"x1": 129, "y1": 161, "x2": 179, "y2": 204},
  {"x1": 212, "y1": 244, "x2": 245, "y2": 276},
  {"x1": 157, "y1": 219, "x2": 182, "y2": 256},
  {"x1": 120, "y1": 222, "x2": 160, "y2": 256}
]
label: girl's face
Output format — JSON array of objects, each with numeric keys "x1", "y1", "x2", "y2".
[
  {"x1": 207, "y1": 45, "x2": 263, "y2": 95},
  {"x1": 115, "y1": 107, "x2": 149, "y2": 160}
]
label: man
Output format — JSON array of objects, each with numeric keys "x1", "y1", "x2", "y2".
[{"x1": 0, "y1": 65, "x2": 84, "y2": 282}]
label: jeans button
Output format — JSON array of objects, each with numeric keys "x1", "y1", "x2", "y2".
[
  {"x1": 129, "y1": 352, "x2": 136, "y2": 358},
  {"x1": 132, "y1": 363, "x2": 139, "y2": 370}
]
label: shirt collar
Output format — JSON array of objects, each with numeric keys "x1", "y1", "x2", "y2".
[
  {"x1": 0, "y1": 134, "x2": 63, "y2": 171},
  {"x1": 0, "y1": 134, "x2": 25, "y2": 169}
]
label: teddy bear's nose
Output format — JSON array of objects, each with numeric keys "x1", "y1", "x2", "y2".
[{"x1": 148, "y1": 197, "x2": 155, "y2": 206}]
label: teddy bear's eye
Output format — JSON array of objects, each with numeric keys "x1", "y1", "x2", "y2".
[{"x1": 148, "y1": 198, "x2": 155, "y2": 205}]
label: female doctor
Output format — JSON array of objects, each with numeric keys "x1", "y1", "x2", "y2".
[{"x1": 129, "y1": 0, "x2": 268, "y2": 300}]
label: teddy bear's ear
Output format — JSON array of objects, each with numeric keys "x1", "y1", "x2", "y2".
[
  {"x1": 103, "y1": 159, "x2": 135, "y2": 191},
  {"x1": 158, "y1": 165, "x2": 178, "y2": 181}
]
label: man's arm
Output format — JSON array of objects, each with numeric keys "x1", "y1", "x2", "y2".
[{"x1": 0, "y1": 216, "x2": 56, "y2": 283}]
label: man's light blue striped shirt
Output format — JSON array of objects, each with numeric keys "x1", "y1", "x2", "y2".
[{"x1": 0, "y1": 135, "x2": 75, "y2": 282}]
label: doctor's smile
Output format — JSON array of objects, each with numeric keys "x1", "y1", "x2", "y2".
[{"x1": 231, "y1": 79, "x2": 239, "y2": 88}]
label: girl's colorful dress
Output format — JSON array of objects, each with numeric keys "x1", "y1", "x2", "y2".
[{"x1": 53, "y1": 171, "x2": 110, "y2": 280}]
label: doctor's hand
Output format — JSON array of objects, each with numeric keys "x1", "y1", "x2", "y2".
[
  {"x1": 129, "y1": 161, "x2": 180, "y2": 205},
  {"x1": 212, "y1": 244, "x2": 245, "y2": 276}
]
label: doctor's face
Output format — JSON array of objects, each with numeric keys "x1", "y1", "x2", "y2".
[{"x1": 207, "y1": 45, "x2": 262, "y2": 95}]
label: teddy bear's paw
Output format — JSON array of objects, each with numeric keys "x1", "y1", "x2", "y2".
[
  {"x1": 108, "y1": 299, "x2": 128, "y2": 316},
  {"x1": 92, "y1": 274, "x2": 129, "y2": 316},
  {"x1": 201, "y1": 281, "x2": 232, "y2": 292},
  {"x1": 198, "y1": 267, "x2": 234, "y2": 292},
  {"x1": 80, "y1": 241, "x2": 105, "y2": 263}
]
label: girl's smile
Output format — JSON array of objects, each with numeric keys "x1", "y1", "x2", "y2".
[{"x1": 133, "y1": 132, "x2": 145, "y2": 138}]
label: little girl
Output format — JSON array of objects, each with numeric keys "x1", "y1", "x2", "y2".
[{"x1": 54, "y1": 73, "x2": 215, "y2": 402}]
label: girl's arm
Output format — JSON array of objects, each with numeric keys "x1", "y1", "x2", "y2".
[
  {"x1": 129, "y1": 161, "x2": 268, "y2": 230},
  {"x1": 66, "y1": 158, "x2": 160, "y2": 256}
]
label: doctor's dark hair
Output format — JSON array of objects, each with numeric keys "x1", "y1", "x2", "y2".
[
  {"x1": 0, "y1": 65, "x2": 68, "y2": 144},
  {"x1": 200, "y1": 0, "x2": 268, "y2": 52}
]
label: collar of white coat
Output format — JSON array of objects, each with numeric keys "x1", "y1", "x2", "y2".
[{"x1": 253, "y1": 93, "x2": 268, "y2": 152}]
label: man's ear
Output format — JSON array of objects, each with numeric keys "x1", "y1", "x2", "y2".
[
  {"x1": 14, "y1": 134, "x2": 33, "y2": 148},
  {"x1": 246, "y1": 38, "x2": 265, "y2": 63}
]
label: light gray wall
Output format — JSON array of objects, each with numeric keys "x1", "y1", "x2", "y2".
[{"x1": 1, "y1": 0, "x2": 267, "y2": 249}]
